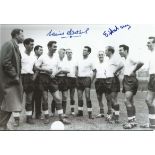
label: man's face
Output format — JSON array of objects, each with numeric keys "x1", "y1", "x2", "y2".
[
  {"x1": 105, "y1": 48, "x2": 110, "y2": 57},
  {"x1": 35, "y1": 47, "x2": 43, "y2": 57},
  {"x1": 16, "y1": 31, "x2": 24, "y2": 43},
  {"x1": 66, "y1": 49, "x2": 72, "y2": 59},
  {"x1": 147, "y1": 38, "x2": 155, "y2": 51},
  {"x1": 98, "y1": 52, "x2": 104, "y2": 61},
  {"x1": 49, "y1": 43, "x2": 57, "y2": 53},
  {"x1": 119, "y1": 47, "x2": 126, "y2": 57},
  {"x1": 25, "y1": 41, "x2": 34, "y2": 52},
  {"x1": 83, "y1": 47, "x2": 89, "y2": 56},
  {"x1": 58, "y1": 49, "x2": 65, "y2": 59}
]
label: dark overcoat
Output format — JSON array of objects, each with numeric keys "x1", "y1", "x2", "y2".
[{"x1": 0, "y1": 39, "x2": 23, "y2": 112}]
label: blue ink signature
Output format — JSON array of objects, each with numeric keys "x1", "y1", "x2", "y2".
[
  {"x1": 103, "y1": 24, "x2": 131, "y2": 38},
  {"x1": 47, "y1": 28, "x2": 90, "y2": 38}
]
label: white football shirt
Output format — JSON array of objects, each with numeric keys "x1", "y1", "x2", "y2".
[
  {"x1": 123, "y1": 54, "x2": 141, "y2": 76},
  {"x1": 35, "y1": 53, "x2": 59, "y2": 75},
  {"x1": 104, "y1": 54, "x2": 124, "y2": 78},
  {"x1": 95, "y1": 60, "x2": 106, "y2": 78},
  {"x1": 65, "y1": 58, "x2": 78, "y2": 77},
  {"x1": 77, "y1": 56, "x2": 95, "y2": 77},
  {"x1": 21, "y1": 51, "x2": 37, "y2": 74}
]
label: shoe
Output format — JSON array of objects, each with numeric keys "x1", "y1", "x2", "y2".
[
  {"x1": 114, "y1": 119, "x2": 120, "y2": 124},
  {"x1": 71, "y1": 112, "x2": 75, "y2": 116},
  {"x1": 89, "y1": 115, "x2": 94, "y2": 119},
  {"x1": 123, "y1": 122, "x2": 137, "y2": 129},
  {"x1": 60, "y1": 118, "x2": 71, "y2": 125},
  {"x1": 50, "y1": 113, "x2": 55, "y2": 117},
  {"x1": 76, "y1": 111, "x2": 83, "y2": 117},
  {"x1": 44, "y1": 118, "x2": 50, "y2": 124},
  {"x1": 62, "y1": 114, "x2": 68, "y2": 118},
  {"x1": 36, "y1": 115, "x2": 44, "y2": 120},
  {"x1": 26, "y1": 117, "x2": 35, "y2": 124},
  {"x1": 13, "y1": 120, "x2": 19, "y2": 127},
  {"x1": 105, "y1": 114, "x2": 113, "y2": 123},
  {"x1": 96, "y1": 113, "x2": 104, "y2": 118}
]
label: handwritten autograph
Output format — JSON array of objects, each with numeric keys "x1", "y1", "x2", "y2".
[
  {"x1": 47, "y1": 28, "x2": 90, "y2": 38},
  {"x1": 103, "y1": 24, "x2": 131, "y2": 38}
]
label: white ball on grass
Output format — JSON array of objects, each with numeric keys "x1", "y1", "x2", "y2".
[{"x1": 50, "y1": 121, "x2": 65, "y2": 130}]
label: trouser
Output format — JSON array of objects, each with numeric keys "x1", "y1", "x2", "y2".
[{"x1": 0, "y1": 109, "x2": 12, "y2": 128}]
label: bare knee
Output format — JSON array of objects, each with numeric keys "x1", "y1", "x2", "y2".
[{"x1": 124, "y1": 97, "x2": 132, "y2": 107}]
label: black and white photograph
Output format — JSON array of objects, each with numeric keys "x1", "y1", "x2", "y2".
[{"x1": 0, "y1": 24, "x2": 155, "y2": 131}]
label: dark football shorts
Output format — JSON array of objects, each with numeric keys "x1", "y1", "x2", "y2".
[
  {"x1": 122, "y1": 75, "x2": 138, "y2": 95},
  {"x1": 148, "y1": 74, "x2": 155, "y2": 92},
  {"x1": 55, "y1": 76, "x2": 68, "y2": 91},
  {"x1": 105, "y1": 76, "x2": 120, "y2": 93},
  {"x1": 95, "y1": 78, "x2": 106, "y2": 94},
  {"x1": 67, "y1": 77, "x2": 76, "y2": 89},
  {"x1": 76, "y1": 77, "x2": 91, "y2": 90},
  {"x1": 38, "y1": 73, "x2": 58, "y2": 93},
  {"x1": 21, "y1": 74, "x2": 34, "y2": 93}
]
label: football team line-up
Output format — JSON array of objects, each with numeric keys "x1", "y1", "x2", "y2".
[{"x1": 0, "y1": 28, "x2": 155, "y2": 130}]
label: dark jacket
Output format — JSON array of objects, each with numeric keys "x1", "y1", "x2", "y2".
[{"x1": 0, "y1": 39, "x2": 23, "y2": 112}]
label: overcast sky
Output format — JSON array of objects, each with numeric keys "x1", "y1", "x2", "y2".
[{"x1": 1, "y1": 24, "x2": 155, "y2": 69}]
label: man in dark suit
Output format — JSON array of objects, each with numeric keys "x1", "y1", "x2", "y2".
[{"x1": 0, "y1": 28, "x2": 24, "y2": 130}]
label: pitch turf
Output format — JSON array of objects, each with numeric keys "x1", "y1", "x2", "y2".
[{"x1": 8, "y1": 91, "x2": 152, "y2": 131}]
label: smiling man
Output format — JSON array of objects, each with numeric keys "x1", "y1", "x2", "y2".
[{"x1": 35, "y1": 41, "x2": 71, "y2": 124}]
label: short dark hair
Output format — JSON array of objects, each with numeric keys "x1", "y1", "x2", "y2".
[
  {"x1": 34, "y1": 45, "x2": 42, "y2": 51},
  {"x1": 84, "y1": 46, "x2": 91, "y2": 53},
  {"x1": 11, "y1": 29, "x2": 23, "y2": 38},
  {"x1": 148, "y1": 36, "x2": 155, "y2": 43},
  {"x1": 47, "y1": 41, "x2": 57, "y2": 48},
  {"x1": 23, "y1": 38, "x2": 34, "y2": 46},
  {"x1": 119, "y1": 44, "x2": 129, "y2": 53},
  {"x1": 106, "y1": 46, "x2": 115, "y2": 54}
]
